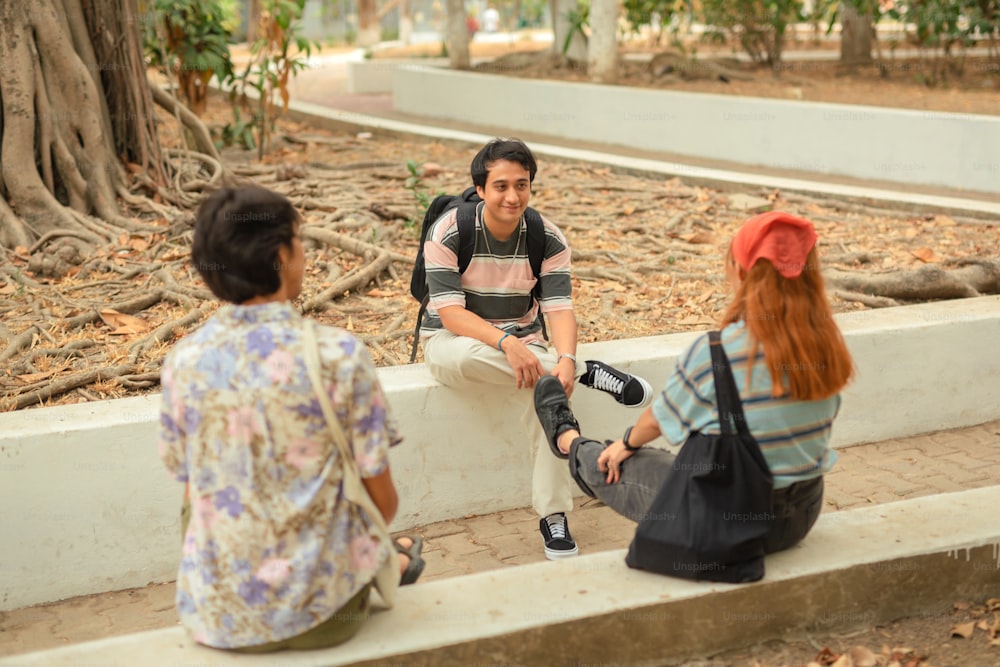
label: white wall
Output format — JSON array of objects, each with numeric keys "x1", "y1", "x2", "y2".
[
  {"x1": 1, "y1": 297, "x2": 998, "y2": 609},
  {"x1": 392, "y1": 65, "x2": 1000, "y2": 194}
]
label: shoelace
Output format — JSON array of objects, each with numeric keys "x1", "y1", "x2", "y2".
[
  {"x1": 589, "y1": 366, "x2": 624, "y2": 394},
  {"x1": 544, "y1": 514, "x2": 569, "y2": 540}
]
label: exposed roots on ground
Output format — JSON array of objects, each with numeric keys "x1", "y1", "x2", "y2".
[{"x1": 1, "y1": 107, "x2": 998, "y2": 410}]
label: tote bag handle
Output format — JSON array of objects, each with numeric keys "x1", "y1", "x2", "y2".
[{"x1": 302, "y1": 319, "x2": 398, "y2": 607}]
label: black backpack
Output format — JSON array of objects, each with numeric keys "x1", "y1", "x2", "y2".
[{"x1": 409, "y1": 186, "x2": 546, "y2": 362}]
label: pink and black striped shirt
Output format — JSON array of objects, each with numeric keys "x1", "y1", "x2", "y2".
[{"x1": 421, "y1": 202, "x2": 573, "y2": 343}]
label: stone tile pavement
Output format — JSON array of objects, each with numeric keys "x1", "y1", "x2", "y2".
[{"x1": 1, "y1": 420, "x2": 998, "y2": 657}]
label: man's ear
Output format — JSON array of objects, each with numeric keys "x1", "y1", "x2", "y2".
[{"x1": 475, "y1": 185, "x2": 485, "y2": 199}]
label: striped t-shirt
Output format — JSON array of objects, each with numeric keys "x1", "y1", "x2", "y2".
[
  {"x1": 421, "y1": 203, "x2": 573, "y2": 342},
  {"x1": 652, "y1": 322, "x2": 842, "y2": 489}
]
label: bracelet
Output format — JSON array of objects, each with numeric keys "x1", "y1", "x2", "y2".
[
  {"x1": 558, "y1": 353, "x2": 577, "y2": 364},
  {"x1": 622, "y1": 426, "x2": 641, "y2": 452},
  {"x1": 497, "y1": 332, "x2": 511, "y2": 351}
]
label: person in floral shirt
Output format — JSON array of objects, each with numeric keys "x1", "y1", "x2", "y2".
[{"x1": 158, "y1": 185, "x2": 424, "y2": 652}]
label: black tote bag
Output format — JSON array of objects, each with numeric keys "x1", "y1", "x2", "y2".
[{"x1": 625, "y1": 330, "x2": 775, "y2": 583}]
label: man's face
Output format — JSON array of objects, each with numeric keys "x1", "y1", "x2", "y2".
[{"x1": 475, "y1": 159, "x2": 531, "y2": 229}]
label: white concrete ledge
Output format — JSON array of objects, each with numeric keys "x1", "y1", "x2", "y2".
[
  {"x1": 392, "y1": 65, "x2": 1000, "y2": 194},
  {"x1": 348, "y1": 59, "x2": 445, "y2": 93},
  {"x1": 1, "y1": 296, "x2": 998, "y2": 610},
  {"x1": 5, "y1": 486, "x2": 1000, "y2": 666}
]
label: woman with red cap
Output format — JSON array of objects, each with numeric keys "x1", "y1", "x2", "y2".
[{"x1": 532, "y1": 211, "x2": 855, "y2": 555}]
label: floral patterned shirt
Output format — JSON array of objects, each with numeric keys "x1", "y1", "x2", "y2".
[{"x1": 157, "y1": 302, "x2": 401, "y2": 649}]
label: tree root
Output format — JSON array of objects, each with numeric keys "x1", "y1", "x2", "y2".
[
  {"x1": 128, "y1": 306, "x2": 209, "y2": 363},
  {"x1": 149, "y1": 83, "x2": 221, "y2": 162},
  {"x1": 824, "y1": 261, "x2": 1000, "y2": 300},
  {"x1": 303, "y1": 252, "x2": 394, "y2": 312},
  {"x1": 8, "y1": 363, "x2": 138, "y2": 410},
  {"x1": 830, "y1": 290, "x2": 901, "y2": 308}
]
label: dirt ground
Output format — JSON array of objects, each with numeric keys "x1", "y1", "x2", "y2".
[
  {"x1": 1, "y1": 38, "x2": 998, "y2": 666},
  {"x1": 698, "y1": 597, "x2": 1000, "y2": 667}
]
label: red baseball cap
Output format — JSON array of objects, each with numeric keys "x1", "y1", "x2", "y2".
[{"x1": 731, "y1": 211, "x2": 818, "y2": 279}]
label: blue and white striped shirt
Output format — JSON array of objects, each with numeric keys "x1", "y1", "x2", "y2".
[{"x1": 652, "y1": 322, "x2": 841, "y2": 489}]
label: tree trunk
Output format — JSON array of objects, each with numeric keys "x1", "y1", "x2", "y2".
[
  {"x1": 446, "y1": 0, "x2": 471, "y2": 69},
  {"x1": 551, "y1": 0, "x2": 587, "y2": 62},
  {"x1": 358, "y1": 0, "x2": 381, "y2": 47},
  {"x1": 588, "y1": 0, "x2": 618, "y2": 82},
  {"x1": 0, "y1": 0, "x2": 184, "y2": 273},
  {"x1": 840, "y1": 3, "x2": 873, "y2": 65},
  {"x1": 400, "y1": 0, "x2": 413, "y2": 44}
]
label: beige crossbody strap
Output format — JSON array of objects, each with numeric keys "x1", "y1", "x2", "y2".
[{"x1": 301, "y1": 319, "x2": 398, "y2": 607}]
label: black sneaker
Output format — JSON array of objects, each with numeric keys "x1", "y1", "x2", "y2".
[
  {"x1": 540, "y1": 512, "x2": 578, "y2": 560},
  {"x1": 579, "y1": 360, "x2": 653, "y2": 408},
  {"x1": 533, "y1": 376, "x2": 580, "y2": 460}
]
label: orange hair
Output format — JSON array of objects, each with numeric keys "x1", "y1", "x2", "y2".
[{"x1": 720, "y1": 246, "x2": 854, "y2": 400}]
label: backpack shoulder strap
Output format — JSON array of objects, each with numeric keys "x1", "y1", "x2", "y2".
[
  {"x1": 523, "y1": 208, "x2": 545, "y2": 279},
  {"x1": 455, "y1": 201, "x2": 478, "y2": 274}
]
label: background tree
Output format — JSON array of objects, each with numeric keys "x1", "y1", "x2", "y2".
[
  {"x1": 446, "y1": 0, "x2": 472, "y2": 68},
  {"x1": 0, "y1": 0, "x2": 219, "y2": 279},
  {"x1": 358, "y1": 0, "x2": 381, "y2": 46},
  {"x1": 588, "y1": 0, "x2": 619, "y2": 82},
  {"x1": 840, "y1": 0, "x2": 874, "y2": 65},
  {"x1": 0, "y1": 0, "x2": 168, "y2": 260}
]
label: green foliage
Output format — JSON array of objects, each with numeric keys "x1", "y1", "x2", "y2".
[
  {"x1": 560, "y1": 0, "x2": 591, "y2": 56},
  {"x1": 622, "y1": 0, "x2": 683, "y2": 44},
  {"x1": 218, "y1": 107, "x2": 259, "y2": 150},
  {"x1": 144, "y1": 0, "x2": 235, "y2": 113},
  {"x1": 227, "y1": 0, "x2": 320, "y2": 159},
  {"x1": 403, "y1": 160, "x2": 445, "y2": 230},
  {"x1": 818, "y1": 0, "x2": 1000, "y2": 85},
  {"x1": 519, "y1": 0, "x2": 549, "y2": 27},
  {"x1": 700, "y1": 0, "x2": 804, "y2": 65}
]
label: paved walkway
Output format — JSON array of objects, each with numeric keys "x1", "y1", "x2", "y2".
[{"x1": 2, "y1": 420, "x2": 998, "y2": 657}]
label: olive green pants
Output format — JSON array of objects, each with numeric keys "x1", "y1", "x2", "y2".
[{"x1": 180, "y1": 498, "x2": 371, "y2": 652}]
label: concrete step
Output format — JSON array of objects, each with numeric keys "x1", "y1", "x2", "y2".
[
  {"x1": 1, "y1": 419, "x2": 998, "y2": 659},
  {"x1": 3, "y1": 485, "x2": 999, "y2": 666}
]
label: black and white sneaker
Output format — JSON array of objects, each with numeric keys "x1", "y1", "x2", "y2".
[
  {"x1": 540, "y1": 512, "x2": 578, "y2": 560},
  {"x1": 579, "y1": 360, "x2": 653, "y2": 408}
]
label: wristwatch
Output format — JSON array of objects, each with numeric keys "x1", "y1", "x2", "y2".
[{"x1": 622, "y1": 426, "x2": 641, "y2": 452}]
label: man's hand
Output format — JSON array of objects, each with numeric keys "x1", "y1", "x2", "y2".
[
  {"x1": 501, "y1": 335, "x2": 546, "y2": 389},
  {"x1": 551, "y1": 356, "x2": 576, "y2": 397}
]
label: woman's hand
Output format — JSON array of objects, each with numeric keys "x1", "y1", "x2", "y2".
[{"x1": 597, "y1": 440, "x2": 636, "y2": 485}]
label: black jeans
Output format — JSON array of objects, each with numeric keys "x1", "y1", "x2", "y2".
[{"x1": 569, "y1": 437, "x2": 824, "y2": 554}]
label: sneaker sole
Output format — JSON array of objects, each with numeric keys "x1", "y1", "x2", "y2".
[
  {"x1": 544, "y1": 545, "x2": 580, "y2": 560},
  {"x1": 624, "y1": 374, "x2": 654, "y2": 409}
]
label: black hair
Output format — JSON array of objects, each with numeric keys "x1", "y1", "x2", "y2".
[
  {"x1": 470, "y1": 137, "x2": 538, "y2": 188},
  {"x1": 191, "y1": 185, "x2": 300, "y2": 304}
]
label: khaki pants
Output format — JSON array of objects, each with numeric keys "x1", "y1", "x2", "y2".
[
  {"x1": 423, "y1": 330, "x2": 578, "y2": 518},
  {"x1": 180, "y1": 498, "x2": 372, "y2": 652}
]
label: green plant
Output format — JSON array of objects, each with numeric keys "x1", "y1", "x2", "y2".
[
  {"x1": 882, "y1": 0, "x2": 996, "y2": 85},
  {"x1": 562, "y1": 3, "x2": 591, "y2": 56},
  {"x1": 403, "y1": 160, "x2": 438, "y2": 229},
  {"x1": 144, "y1": 0, "x2": 235, "y2": 115},
  {"x1": 700, "y1": 0, "x2": 804, "y2": 66},
  {"x1": 622, "y1": 0, "x2": 683, "y2": 46},
  {"x1": 217, "y1": 107, "x2": 259, "y2": 150},
  {"x1": 230, "y1": 0, "x2": 319, "y2": 159}
]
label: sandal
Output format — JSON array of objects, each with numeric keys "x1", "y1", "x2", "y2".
[{"x1": 394, "y1": 536, "x2": 425, "y2": 585}]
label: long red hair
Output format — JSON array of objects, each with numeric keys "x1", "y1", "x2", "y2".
[{"x1": 720, "y1": 246, "x2": 854, "y2": 400}]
